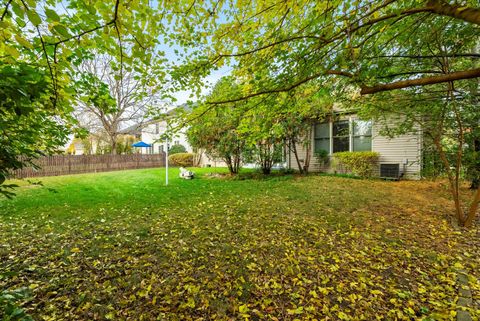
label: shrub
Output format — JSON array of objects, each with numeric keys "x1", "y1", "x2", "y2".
[
  {"x1": 333, "y1": 151, "x2": 379, "y2": 178},
  {"x1": 168, "y1": 153, "x2": 194, "y2": 167},
  {"x1": 314, "y1": 149, "x2": 329, "y2": 167},
  {"x1": 169, "y1": 144, "x2": 187, "y2": 155}
]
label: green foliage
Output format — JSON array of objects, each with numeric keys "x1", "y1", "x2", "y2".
[
  {"x1": 115, "y1": 135, "x2": 135, "y2": 155},
  {"x1": 168, "y1": 153, "x2": 194, "y2": 167},
  {"x1": 170, "y1": 0, "x2": 480, "y2": 102},
  {"x1": 81, "y1": 138, "x2": 93, "y2": 155},
  {"x1": 314, "y1": 150, "x2": 329, "y2": 167},
  {"x1": 76, "y1": 73, "x2": 117, "y2": 114},
  {"x1": 246, "y1": 141, "x2": 284, "y2": 175},
  {"x1": 333, "y1": 151, "x2": 379, "y2": 178},
  {"x1": 0, "y1": 287, "x2": 33, "y2": 321},
  {"x1": 186, "y1": 77, "x2": 245, "y2": 174},
  {"x1": 0, "y1": 0, "x2": 169, "y2": 194},
  {"x1": 169, "y1": 144, "x2": 187, "y2": 155},
  {"x1": 165, "y1": 0, "x2": 480, "y2": 226},
  {"x1": 0, "y1": 62, "x2": 69, "y2": 197},
  {"x1": 464, "y1": 126, "x2": 480, "y2": 189}
]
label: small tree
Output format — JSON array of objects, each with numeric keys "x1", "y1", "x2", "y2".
[
  {"x1": 256, "y1": 140, "x2": 284, "y2": 175},
  {"x1": 186, "y1": 77, "x2": 246, "y2": 175}
]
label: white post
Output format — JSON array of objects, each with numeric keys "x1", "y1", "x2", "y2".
[{"x1": 165, "y1": 139, "x2": 169, "y2": 186}]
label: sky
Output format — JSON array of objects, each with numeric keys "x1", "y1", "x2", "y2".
[
  {"x1": 158, "y1": 21, "x2": 233, "y2": 106},
  {"x1": 170, "y1": 66, "x2": 233, "y2": 105}
]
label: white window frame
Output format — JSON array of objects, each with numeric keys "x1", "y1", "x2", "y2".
[{"x1": 315, "y1": 116, "x2": 372, "y2": 155}]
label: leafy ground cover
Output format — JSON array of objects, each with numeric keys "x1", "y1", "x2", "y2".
[{"x1": 0, "y1": 168, "x2": 479, "y2": 320}]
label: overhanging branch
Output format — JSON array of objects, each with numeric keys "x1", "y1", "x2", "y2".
[
  {"x1": 360, "y1": 68, "x2": 480, "y2": 95},
  {"x1": 427, "y1": 0, "x2": 480, "y2": 25},
  {"x1": 206, "y1": 70, "x2": 353, "y2": 105}
]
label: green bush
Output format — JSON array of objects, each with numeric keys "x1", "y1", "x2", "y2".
[
  {"x1": 168, "y1": 153, "x2": 194, "y2": 167},
  {"x1": 314, "y1": 149, "x2": 329, "y2": 166},
  {"x1": 169, "y1": 144, "x2": 187, "y2": 155},
  {"x1": 333, "y1": 151, "x2": 379, "y2": 178}
]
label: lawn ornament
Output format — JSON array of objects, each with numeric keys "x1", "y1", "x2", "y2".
[{"x1": 179, "y1": 167, "x2": 194, "y2": 179}]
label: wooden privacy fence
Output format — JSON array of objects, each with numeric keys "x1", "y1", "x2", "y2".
[{"x1": 13, "y1": 154, "x2": 166, "y2": 178}]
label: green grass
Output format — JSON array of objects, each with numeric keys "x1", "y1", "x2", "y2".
[{"x1": 1, "y1": 168, "x2": 479, "y2": 320}]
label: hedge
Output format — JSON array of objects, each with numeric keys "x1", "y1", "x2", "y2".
[
  {"x1": 168, "y1": 153, "x2": 194, "y2": 167},
  {"x1": 333, "y1": 151, "x2": 379, "y2": 178}
]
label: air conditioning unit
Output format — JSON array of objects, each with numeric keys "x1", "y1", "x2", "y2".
[{"x1": 380, "y1": 163, "x2": 401, "y2": 180}]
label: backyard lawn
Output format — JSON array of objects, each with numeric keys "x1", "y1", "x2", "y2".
[{"x1": 0, "y1": 168, "x2": 479, "y2": 320}]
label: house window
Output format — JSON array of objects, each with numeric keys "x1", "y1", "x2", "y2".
[
  {"x1": 314, "y1": 118, "x2": 373, "y2": 154},
  {"x1": 333, "y1": 120, "x2": 350, "y2": 153},
  {"x1": 155, "y1": 123, "x2": 160, "y2": 134},
  {"x1": 352, "y1": 120, "x2": 372, "y2": 151},
  {"x1": 174, "y1": 140, "x2": 179, "y2": 145},
  {"x1": 158, "y1": 145, "x2": 164, "y2": 153},
  {"x1": 314, "y1": 123, "x2": 330, "y2": 153}
]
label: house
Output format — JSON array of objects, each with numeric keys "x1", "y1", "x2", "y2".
[
  {"x1": 119, "y1": 105, "x2": 193, "y2": 155},
  {"x1": 121, "y1": 105, "x2": 227, "y2": 167},
  {"x1": 287, "y1": 113, "x2": 422, "y2": 179},
  {"x1": 66, "y1": 135, "x2": 136, "y2": 155},
  {"x1": 129, "y1": 119, "x2": 228, "y2": 167},
  {"x1": 136, "y1": 119, "x2": 192, "y2": 155}
]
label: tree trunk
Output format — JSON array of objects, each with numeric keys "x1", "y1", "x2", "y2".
[
  {"x1": 109, "y1": 134, "x2": 118, "y2": 155},
  {"x1": 233, "y1": 153, "x2": 241, "y2": 174},
  {"x1": 290, "y1": 138, "x2": 304, "y2": 174},
  {"x1": 464, "y1": 186, "x2": 480, "y2": 227},
  {"x1": 303, "y1": 142, "x2": 311, "y2": 174},
  {"x1": 192, "y1": 148, "x2": 203, "y2": 167},
  {"x1": 470, "y1": 138, "x2": 480, "y2": 189},
  {"x1": 224, "y1": 155, "x2": 234, "y2": 174},
  {"x1": 302, "y1": 126, "x2": 312, "y2": 174},
  {"x1": 259, "y1": 143, "x2": 273, "y2": 175},
  {"x1": 433, "y1": 137, "x2": 465, "y2": 225}
]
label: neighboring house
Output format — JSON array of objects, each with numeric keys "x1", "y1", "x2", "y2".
[
  {"x1": 137, "y1": 119, "x2": 192, "y2": 155},
  {"x1": 122, "y1": 106, "x2": 227, "y2": 167},
  {"x1": 129, "y1": 120, "x2": 228, "y2": 167},
  {"x1": 66, "y1": 137, "x2": 99, "y2": 155},
  {"x1": 66, "y1": 139, "x2": 86, "y2": 155},
  {"x1": 119, "y1": 105, "x2": 191, "y2": 155},
  {"x1": 288, "y1": 113, "x2": 422, "y2": 179},
  {"x1": 66, "y1": 135, "x2": 136, "y2": 155}
]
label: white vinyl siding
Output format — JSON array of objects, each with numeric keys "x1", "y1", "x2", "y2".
[
  {"x1": 371, "y1": 122, "x2": 422, "y2": 179},
  {"x1": 288, "y1": 115, "x2": 422, "y2": 179}
]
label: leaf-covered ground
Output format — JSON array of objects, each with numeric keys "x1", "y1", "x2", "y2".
[{"x1": 0, "y1": 168, "x2": 479, "y2": 320}]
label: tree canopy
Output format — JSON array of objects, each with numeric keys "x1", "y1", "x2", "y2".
[{"x1": 169, "y1": 0, "x2": 480, "y2": 102}]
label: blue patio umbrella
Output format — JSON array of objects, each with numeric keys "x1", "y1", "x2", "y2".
[
  {"x1": 132, "y1": 140, "x2": 169, "y2": 185},
  {"x1": 132, "y1": 141, "x2": 152, "y2": 148}
]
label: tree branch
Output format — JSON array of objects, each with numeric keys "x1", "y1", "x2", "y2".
[
  {"x1": 47, "y1": 0, "x2": 121, "y2": 47},
  {"x1": 427, "y1": 0, "x2": 480, "y2": 25},
  {"x1": 207, "y1": 70, "x2": 353, "y2": 105},
  {"x1": 366, "y1": 53, "x2": 480, "y2": 59},
  {"x1": 1, "y1": 0, "x2": 12, "y2": 21},
  {"x1": 361, "y1": 68, "x2": 480, "y2": 95}
]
